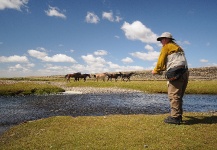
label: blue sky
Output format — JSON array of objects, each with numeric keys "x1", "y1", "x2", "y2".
[{"x1": 0, "y1": 0, "x2": 217, "y2": 77}]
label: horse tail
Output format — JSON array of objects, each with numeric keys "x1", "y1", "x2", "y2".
[{"x1": 65, "y1": 74, "x2": 68, "y2": 78}]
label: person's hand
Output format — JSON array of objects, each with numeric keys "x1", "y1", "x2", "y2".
[{"x1": 152, "y1": 70, "x2": 158, "y2": 75}]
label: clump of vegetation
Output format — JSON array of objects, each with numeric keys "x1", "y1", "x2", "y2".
[
  {"x1": 0, "y1": 113, "x2": 216, "y2": 149},
  {"x1": 0, "y1": 82, "x2": 65, "y2": 96}
]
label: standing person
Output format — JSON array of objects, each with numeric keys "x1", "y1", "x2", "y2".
[{"x1": 152, "y1": 32, "x2": 189, "y2": 125}]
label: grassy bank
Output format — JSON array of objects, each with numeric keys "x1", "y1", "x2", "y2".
[
  {"x1": 0, "y1": 82, "x2": 64, "y2": 96},
  {"x1": 66, "y1": 80, "x2": 217, "y2": 94},
  {"x1": 0, "y1": 113, "x2": 217, "y2": 150}
]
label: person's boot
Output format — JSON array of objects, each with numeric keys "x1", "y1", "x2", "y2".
[{"x1": 164, "y1": 116, "x2": 181, "y2": 125}]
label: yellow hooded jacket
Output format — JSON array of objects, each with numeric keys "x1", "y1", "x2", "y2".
[{"x1": 153, "y1": 42, "x2": 184, "y2": 74}]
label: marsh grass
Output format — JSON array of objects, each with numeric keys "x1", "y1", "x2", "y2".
[
  {"x1": 0, "y1": 82, "x2": 64, "y2": 96},
  {"x1": 0, "y1": 113, "x2": 217, "y2": 150}
]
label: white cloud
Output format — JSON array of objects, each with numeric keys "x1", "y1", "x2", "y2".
[
  {"x1": 121, "y1": 21, "x2": 158, "y2": 44},
  {"x1": 26, "y1": 63, "x2": 35, "y2": 67},
  {"x1": 85, "y1": 12, "x2": 100, "y2": 24},
  {"x1": 45, "y1": 6, "x2": 66, "y2": 19},
  {"x1": 9, "y1": 64, "x2": 27, "y2": 71},
  {"x1": 81, "y1": 54, "x2": 106, "y2": 67},
  {"x1": 0, "y1": 55, "x2": 28, "y2": 63},
  {"x1": 109, "y1": 62, "x2": 136, "y2": 71},
  {"x1": 107, "y1": 61, "x2": 121, "y2": 69},
  {"x1": 121, "y1": 57, "x2": 133, "y2": 63},
  {"x1": 44, "y1": 64, "x2": 65, "y2": 70},
  {"x1": 43, "y1": 54, "x2": 76, "y2": 62},
  {"x1": 115, "y1": 16, "x2": 122, "y2": 22},
  {"x1": 80, "y1": 54, "x2": 144, "y2": 73},
  {"x1": 28, "y1": 49, "x2": 76, "y2": 63},
  {"x1": 8, "y1": 62, "x2": 34, "y2": 72},
  {"x1": 0, "y1": 0, "x2": 28, "y2": 11},
  {"x1": 200, "y1": 59, "x2": 208, "y2": 63},
  {"x1": 102, "y1": 11, "x2": 114, "y2": 22},
  {"x1": 107, "y1": 62, "x2": 144, "y2": 72},
  {"x1": 145, "y1": 44, "x2": 154, "y2": 51},
  {"x1": 28, "y1": 49, "x2": 47, "y2": 59},
  {"x1": 102, "y1": 11, "x2": 122, "y2": 22},
  {"x1": 94, "y1": 50, "x2": 108, "y2": 56},
  {"x1": 130, "y1": 51, "x2": 160, "y2": 61}
]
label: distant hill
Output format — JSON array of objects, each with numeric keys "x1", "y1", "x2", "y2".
[{"x1": 129, "y1": 67, "x2": 217, "y2": 81}]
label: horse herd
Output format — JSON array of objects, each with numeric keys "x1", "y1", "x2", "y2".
[{"x1": 65, "y1": 72, "x2": 135, "y2": 82}]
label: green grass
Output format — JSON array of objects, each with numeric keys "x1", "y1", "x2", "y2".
[
  {"x1": 66, "y1": 80, "x2": 217, "y2": 94},
  {"x1": 0, "y1": 82, "x2": 65, "y2": 96},
  {"x1": 0, "y1": 113, "x2": 217, "y2": 150},
  {"x1": 0, "y1": 80, "x2": 217, "y2": 96}
]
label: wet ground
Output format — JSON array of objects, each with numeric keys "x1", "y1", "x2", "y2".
[{"x1": 0, "y1": 92, "x2": 217, "y2": 135}]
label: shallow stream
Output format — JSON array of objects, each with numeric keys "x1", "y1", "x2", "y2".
[{"x1": 0, "y1": 93, "x2": 216, "y2": 135}]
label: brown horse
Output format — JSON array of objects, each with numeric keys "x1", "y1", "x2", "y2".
[
  {"x1": 121, "y1": 72, "x2": 135, "y2": 82},
  {"x1": 106, "y1": 72, "x2": 122, "y2": 82},
  {"x1": 76, "y1": 74, "x2": 91, "y2": 82},
  {"x1": 93, "y1": 73, "x2": 107, "y2": 82},
  {"x1": 65, "y1": 72, "x2": 81, "y2": 82}
]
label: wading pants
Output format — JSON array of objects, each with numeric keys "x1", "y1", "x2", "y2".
[{"x1": 167, "y1": 71, "x2": 189, "y2": 118}]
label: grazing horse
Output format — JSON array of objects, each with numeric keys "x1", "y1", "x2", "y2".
[
  {"x1": 65, "y1": 72, "x2": 81, "y2": 82},
  {"x1": 121, "y1": 72, "x2": 135, "y2": 82},
  {"x1": 93, "y1": 73, "x2": 107, "y2": 82},
  {"x1": 106, "y1": 72, "x2": 122, "y2": 82},
  {"x1": 77, "y1": 74, "x2": 91, "y2": 82}
]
